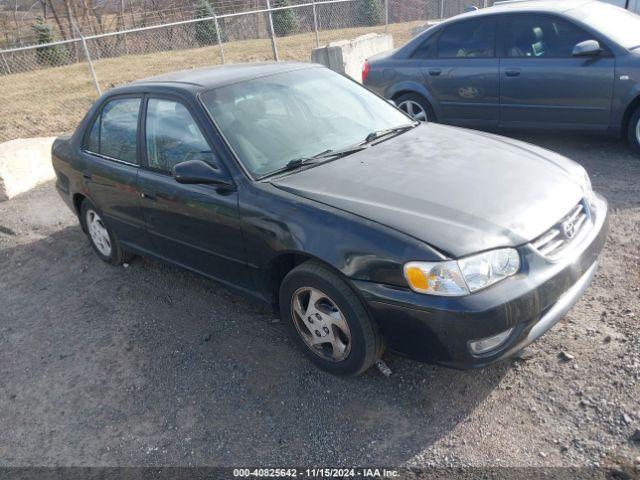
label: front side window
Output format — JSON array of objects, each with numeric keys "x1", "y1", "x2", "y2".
[
  {"x1": 437, "y1": 17, "x2": 496, "y2": 58},
  {"x1": 85, "y1": 97, "x2": 141, "y2": 164},
  {"x1": 145, "y1": 99, "x2": 213, "y2": 173},
  {"x1": 505, "y1": 15, "x2": 593, "y2": 58},
  {"x1": 201, "y1": 68, "x2": 413, "y2": 178}
]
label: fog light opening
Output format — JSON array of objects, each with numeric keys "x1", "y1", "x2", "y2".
[{"x1": 468, "y1": 327, "x2": 514, "y2": 356}]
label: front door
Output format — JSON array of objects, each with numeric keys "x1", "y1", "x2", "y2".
[
  {"x1": 420, "y1": 16, "x2": 500, "y2": 127},
  {"x1": 499, "y1": 14, "x2": 615, "y2": 130},
  {"x1": 137, "y1": 96, "x2": 250, "y2": 289}
]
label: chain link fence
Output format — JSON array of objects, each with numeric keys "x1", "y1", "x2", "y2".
[{"x1": 0, "y1": 0, "x2": 490, "y2": 143}]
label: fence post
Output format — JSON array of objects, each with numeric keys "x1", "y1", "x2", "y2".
[
  {"x1": 384, "y1": 0, "x2": 389, "y2": 33},
  {"x1": 0, "y1": 52, "x2": 10, "y2": 75},
  {"x1": 440, "y1": 0, "x2": 445, "y2": 19},
  {"x1": 71, "y1": 21, "x2": 102, "y2": 96},
  {"x1": 214, "y1": 15, "x2": 225, "y2": 64},
  {"x1": 265, "y1": 0, "x2": 280, "y2": 61},
  {"x1": 312, "y1": 0, "x2": 320, "y2": 48}
]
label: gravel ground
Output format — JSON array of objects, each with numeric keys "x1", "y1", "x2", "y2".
[{"x1": 0, "y1": 133, "x2": 638, "y2": 472}]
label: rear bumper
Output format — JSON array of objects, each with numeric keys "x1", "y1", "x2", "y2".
[{"x1": 352, "y1": 193, "x2": 609, "y2": 368}]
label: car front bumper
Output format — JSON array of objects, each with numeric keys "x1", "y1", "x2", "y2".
[{"x1": 352, "y1": 193, "x2": 609, "y2": 368}]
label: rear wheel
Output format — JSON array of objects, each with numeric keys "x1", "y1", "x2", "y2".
[
  {"x1": 80, "y1": 199, "x2": 133, "y2": 266},
  {"x1": 628, "y1": 107, "x2": 640, "y2": 156},
  {"x1": 395, "y1": 92, "x2": 435, "y2": 122},
  {"x1": 279, "y1": 261, "x2": 383, "y2": 376}
]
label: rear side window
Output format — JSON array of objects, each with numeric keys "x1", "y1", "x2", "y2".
[
  {"x1": 437, "y1": 17, "x2": 496, "y2": 58},
  {"x1": 85, "y1": 97, "x2": 141, "y2": 164},
  {"x1": 411, "y1": 33, "x2": 438, "y2": 59}
]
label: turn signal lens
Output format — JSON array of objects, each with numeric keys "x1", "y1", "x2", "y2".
[
  {"x1": 405, "y1": 265, "x2": 429, "y2": 291},
  {"x1": 403, "y1": 261, "x2": 469, "y2": 296},
  {"x1": 404, "y1": 248, "x2": 520, "y2": 296}
]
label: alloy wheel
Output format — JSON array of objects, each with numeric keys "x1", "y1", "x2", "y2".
[
  {"x1": 398, "y1": 100, "x2": 429, "y2": 122},
  {"x1": 86, "y1": 209, "x2": 112, "y2": 257},
  {"x1": 291, "y1": 286, "x2": 352, "y2": 362}
]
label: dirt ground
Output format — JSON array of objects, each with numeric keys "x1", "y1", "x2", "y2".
[{"x1": 0, "y1": 132, "x2": 638, "y2": 473}]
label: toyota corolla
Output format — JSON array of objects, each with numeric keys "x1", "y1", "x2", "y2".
[{"x1": 51, "y1": 63, "x2": 609, "y2": 376}]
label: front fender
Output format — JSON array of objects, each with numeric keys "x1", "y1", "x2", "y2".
[
  {"x1": 611, "y1": 60, "x2": 640, "y2": 134},
  {"x1": 239, "y1": 183, "x2": 445, "y2": 291}
]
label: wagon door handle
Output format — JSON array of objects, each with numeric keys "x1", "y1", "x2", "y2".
[
  {"x1": 505, "y1": 69, "x2": 521, "y2": 77},
  {"x1": 141, "y1": 191, "x2": 157, "y2": 202},
  {"x1": 428, "y1": 69, "x2": 442, "y2": 76},
  {"x1": 82, "y1": 172, "x2": 92, "y2": 180}
]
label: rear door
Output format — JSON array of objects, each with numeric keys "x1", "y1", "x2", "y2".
[
  {"x1": 81, "y1": 95, "x2": 149, "y2": 250},
  {"x1": 499, "y1": 14, "x2": 615, "y2": 130},
  {"x1": 137, "y1": 95, "x2": 250, "y2": 289},
  {"x1": 420, "y1": 16, "x2": 500, "y2": 127}
]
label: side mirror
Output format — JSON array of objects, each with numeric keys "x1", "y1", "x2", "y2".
[
  {"x1": 572, "y1": 39, "x2": 602, "y2": 57},
  {"x1": 173, "y1": 160, "x2": 234, "y2": 187}
]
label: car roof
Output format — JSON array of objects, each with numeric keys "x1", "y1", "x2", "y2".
[
  {"x1": 129, "y1": 61, "x2": 316, "y2": 91},
  {"x1": 448, "y1": 0, "x2": 596, "y2": 20}
]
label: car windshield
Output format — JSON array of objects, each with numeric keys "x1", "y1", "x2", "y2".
[
  {"x1": 569, "y1": 2, "x2": 640, "y2": 50},
  {"x1": 200, "y1": 68, "x2": 413, "y2": 178}
]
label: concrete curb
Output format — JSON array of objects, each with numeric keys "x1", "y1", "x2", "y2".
[{"x1": 0, "y1": 137, "x2": 56, "y2": 202}]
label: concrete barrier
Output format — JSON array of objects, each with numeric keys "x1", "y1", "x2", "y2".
[
  {"x1": 0, "y1": 137, "x2": 56, "y2": 202},
  {"x1": 311, "y1": 33, "x2": 393, "y2": 82}
]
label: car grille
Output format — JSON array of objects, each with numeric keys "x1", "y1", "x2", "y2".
[{"x1": 531, "y1": 200, "x2": 592, "y2": 259}]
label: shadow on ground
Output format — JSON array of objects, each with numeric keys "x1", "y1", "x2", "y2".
[{"x1": 0, "y1": 225, "x2": 507, "y2": 466}]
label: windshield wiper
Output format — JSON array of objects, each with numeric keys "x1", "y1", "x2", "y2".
[
  {"x1": 284, "y1": 149, "x2": 334, "y2": 170},
  {"x1": 260, "y1": 145, "x2": 367, "y2": 180},
  {"x1": 363, "y1": 123, "x2": 419, "y2": 144}
]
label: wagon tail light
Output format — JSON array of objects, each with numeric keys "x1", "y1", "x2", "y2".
[{"x1": 362, "y1": 60, "x2": 371, "y2": 83}]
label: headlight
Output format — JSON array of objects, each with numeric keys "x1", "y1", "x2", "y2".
[
  {"x1": 404, "y1": 248, "x2": 520, "y2": 296},
  {"x1": 580, "y1": 168, "x2": 597, "y2": 210}
]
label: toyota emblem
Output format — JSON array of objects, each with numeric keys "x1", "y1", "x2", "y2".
[{"x1": 562, "y1": 220, "x2": 577, "y2": 239}]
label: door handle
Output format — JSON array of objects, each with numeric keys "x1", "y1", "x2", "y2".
[
  {"x1": 428, "y1": 69, "x2": 442, "y2": 76},
  {"x1": 141, "y1": 191, "x2": 157, "y2": 202},
  {"x1": 505, "y1": 69, "x2": 521, "y2": 77},
  {"x1": 82, "y1": 172, "x2": 92, "y2": 180}
]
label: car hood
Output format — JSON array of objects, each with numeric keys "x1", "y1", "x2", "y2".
[{"x1": 270, "y1": 124, "x2": 586, "y2": 258}]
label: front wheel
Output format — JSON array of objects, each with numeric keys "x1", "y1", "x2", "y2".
[
  {"x1": 395, "y1": 92, "x2": 435, "y2": 123},
  {"x1": 279, "y1": 261, "x2": 383, "y2": 376},
  {"x1": 628, "y1": 107, "x2": 640, "y2": 156}
]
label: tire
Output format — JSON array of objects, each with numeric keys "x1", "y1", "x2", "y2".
[
  {"x1": 79, "y1": 199, "x2": 133, "y2": 266},
  {"x1": 627, "y1": 107, "x2": 640, "y2": 156},
  {"x1": 395, "y1": 92, "x2": 435, "y2": 123},
  {"x1": 279, "y1": 261, "x2": 383, "y2": 376}
]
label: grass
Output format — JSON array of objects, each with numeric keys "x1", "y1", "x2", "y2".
[{"x1": 0, "y1": 20, "x2": 424, "y2": 143}]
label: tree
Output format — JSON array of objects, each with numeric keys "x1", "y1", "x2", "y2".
[
  {"x1": 359, "y1": 0, "x2": 384, "y2": 26},
  {"x1": 194, "y1": 0, "x2": 219, "y2": 46},
  {"x1": 31, "y1": 16, "x2": 67, "y2": 66},
  {"x1": 272, "y1": 0, "x2": 299, "y2": 37}
]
